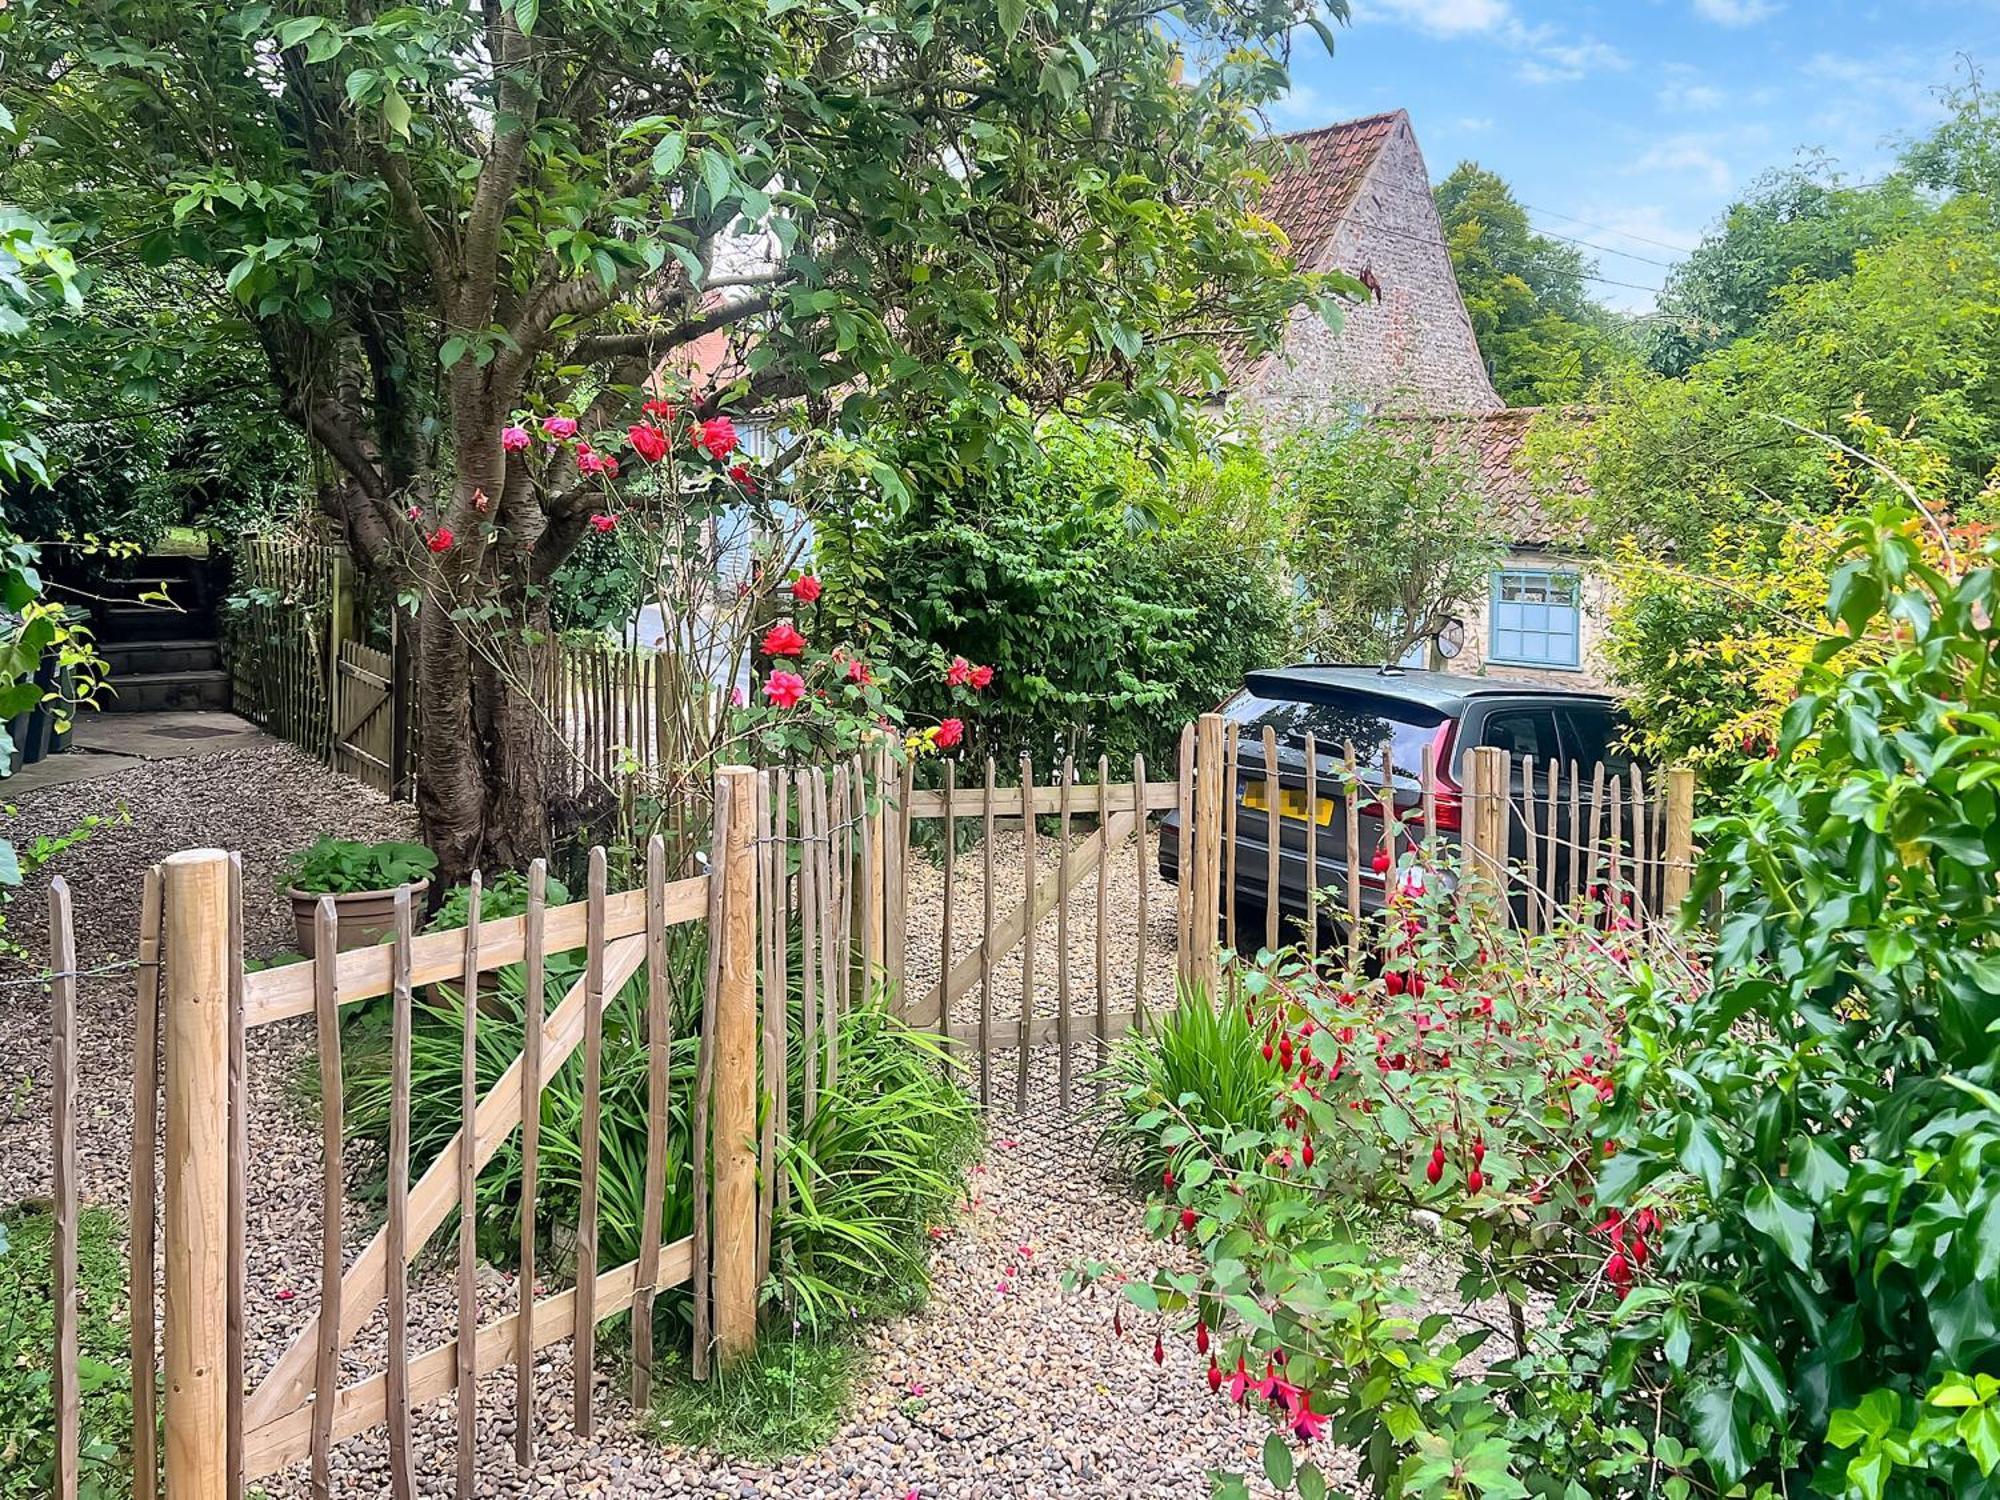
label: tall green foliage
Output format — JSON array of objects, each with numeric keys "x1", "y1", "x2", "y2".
[
  {"x1": 1601, "y1": 493, "x2": 2000, "y2": 1496},
  {"x1": 1276, "y1": 418, "x2": 1502, "y2": 666},
  {"x1": 813, "y1": 418, "x2": 1291, "y2": 776},
  {"x1": 1433, "y1": 162, "x2": 1635, "y2": 405}
]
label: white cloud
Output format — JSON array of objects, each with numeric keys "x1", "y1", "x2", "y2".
[
  {"x1": 1693, "y1": 0, "x2": 1781, "y2": 23},
  {"x1": 1354, "y1": 0, "x2": 1626, "y2": 85},
  {"x1": 1634, "y1": 134, "x2": 1735, "y2": 192},
  {"x1": 1455, "y1": 116, "x2": 1496, "y2": 133},
  {"x1": 1658, "y1": 79, "x2": 1725, "y2": 112},
  {"x1": 1356, "y1": 0, "x2": 1513, "y2": 36}
]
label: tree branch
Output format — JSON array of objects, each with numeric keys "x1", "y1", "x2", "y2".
[
  {"x1": 568, "y1": 292, "x2": 780, "y2": 364},
  {"x1": 457, "y1": 11, "x2": 536, "y2": 330}
]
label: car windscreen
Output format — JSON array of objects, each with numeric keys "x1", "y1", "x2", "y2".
[{"x1": 1221, "y1": 688, "x2": 1447, "y2": 780}]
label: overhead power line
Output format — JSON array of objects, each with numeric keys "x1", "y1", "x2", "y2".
[
  {"x1": 1520, "y1": 202, "x2": 1694, "y2": 255},
  {"x1": 1526, "y1": 222, "x2": 1681, "y2": 271}
]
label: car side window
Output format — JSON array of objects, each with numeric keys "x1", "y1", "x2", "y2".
[
  {"x1": 1480, "y1": 709, "x2": 1559, "y2": 766},
  {"x1": 1554, "y1": 706, "x2": 1633, "y2": 774}
]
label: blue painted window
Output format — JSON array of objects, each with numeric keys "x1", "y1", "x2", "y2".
[{"x1": 1489, "y1": 569, "x2": 1581, "y2": 670}]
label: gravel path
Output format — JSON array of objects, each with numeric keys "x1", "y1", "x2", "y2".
[{"x1": 2, "y1": 750, "x2": 1368, "y2": 1497}]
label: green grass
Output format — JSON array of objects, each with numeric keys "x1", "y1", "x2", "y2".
[
  {"x1": 645, "y1": 1335, "x2": 859, "y2": 1459},
  {"x1": 0, "y1": 1206, "x2": 136, "y2": 1500}
]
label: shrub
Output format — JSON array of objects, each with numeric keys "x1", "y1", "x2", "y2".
[
  {"x1": 813, "y1": 415, "x2": 1290, "y2": 778},
  {"x1": 0, "y1": 1207, "x2": 133, "y2": 1500},
  {"x1": 1597, "y1": 485, "x2": 2000, "y2": 1496},
  {"x1": 1089, "y1": 873, "x2": 1710, "y2": 1498}
]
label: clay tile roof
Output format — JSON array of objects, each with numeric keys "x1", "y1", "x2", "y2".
[
  {"x1": 1258, "y1": 110, "x2": 1405, "y2": 270},
  {"x1": 1381, "y1": 407, "x2": 1597, "y2": 549}
]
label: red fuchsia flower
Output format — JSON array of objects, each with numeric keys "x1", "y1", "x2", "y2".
[
  {"x1": 1179, "y1": 1207, "x2": 1198, "y2": 1233},
  {"x1": 1195, "y1": 1321, "x2": 1210, "y2": 1355},
  {"x1": 846, "y1": 658, "x2": 873, "y2": 686},
  {"x1": 1467, "y1": 1168, "x2": 1485, "y2": 1194},
  {"x1": 1227, "y1": 1358, "x2": 1251, "y2": 1404},
  {"x1": 1289, "y1": 1399, "x2": 1328, "y2": 1443},
  {"x1": 762, "y1": 670, "x2": 806, "y2": 710},
  {"x1": 1152, "y1": 1336, "x2": 1165, "y2": 1366},
  {"x1": 946, "y1": 655, "x2": 973, "y2": 687},
  {"x1": 628, "y1": 422, "x2": 669, "y2": 464},
  {"x1": 501, "y1": 424, "x2": 531, "y2": 451},
  {"x1": 541, "y1": 414, "x2": 577, "y2": 440},
  {"x1": 761, "y1": 620, "x2": 807, "y2": 657},
  {"x1": 935, "y1": 717, "x2": 965, "y2": 750},
  {"x1": 1370, "y1": 849, "x2": 1392, "y2": 874},
  {"x1": 1426, "y1": 1144, "x2": 1445, "y2": 1184},
  {"x1": 427, "y1": 527, "x2": 454, "y2": 553},
  {"x1": 1206, "y1": 1358, "x2": 1223, "y2": 1393},
  {"x1": 1161, "y1": 1168, "x2": 1175, "y2": 1189},
  {"x1": 791, "y1": 574, "x2": 822, "y2": 604},
  {"x1": 589, "y1": 513, "x2": 617, "y2": 534},
  {"x1": 641, "y1": 397, "x2": 675, "y2": 420},
  {"x1": 694, "y1": 415, "x2": 738, "y2": 459},
  {"x1": 970, "y1": 663, "x2": 994, "y2": 690}
]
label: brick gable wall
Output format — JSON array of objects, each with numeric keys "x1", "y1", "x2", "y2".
[{"x1": 1242, "y1": 119, "x2": 1501, "y2": 422}]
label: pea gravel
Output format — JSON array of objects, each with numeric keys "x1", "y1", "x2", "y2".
[{"x1": 0, "y1": 744, "x2": 1483, "y2": 1497}]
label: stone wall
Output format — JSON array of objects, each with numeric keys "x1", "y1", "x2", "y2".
[{"x1": 1244, "y1": 119, "x2": 1501, "y2": 423}]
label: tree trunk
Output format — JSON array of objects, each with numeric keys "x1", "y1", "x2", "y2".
[{"x1": 412, "y1": 597, "x2": 552, "y2": 888}]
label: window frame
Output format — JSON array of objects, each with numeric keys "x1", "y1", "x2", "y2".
[{"x1": 1488, "y1": 567, "x2": 1583, "y2": 672}]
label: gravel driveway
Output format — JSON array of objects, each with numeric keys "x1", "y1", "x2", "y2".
[{"x1": 2, "y1": 746, "x2": 1338, "y2": 1498}]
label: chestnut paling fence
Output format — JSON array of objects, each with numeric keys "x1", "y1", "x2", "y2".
[{"x1": 31, "y1": 718, "x2": 1694, "y2": 1498}]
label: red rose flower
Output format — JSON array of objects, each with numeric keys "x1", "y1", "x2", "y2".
[
  {"x1": 641, "y1": 398, "x2": 675, "y2": 420},
  {"x1": 628, "y1": 423, "x2": 668, "y2": 464},
  {"x1": 845, "y1": 658, "x2": 873, "y2": 686},
  {"x1": 427, "y1": 527, "x2": 454, "y2": 553},
  {"x1": 695, "y1": 416, "x2": 738, "y2": 459},
  {"x1": 946, "y1": 655, "x2": 972, "y2": 687},
  {"x1": 589, "y1": 513, "x2": 617, "y2": 534},
  {"x1": 935, "y1": 717, "x2": 964, "y2": 749},
  {"x1": 970, "y1": 663, "x2": 994, "y2": 689},
  {"x1": 728, "y1": 463, "x2": 757, "y2": 493},
  {"x1": 761, "y1": 620, "x2": 806, "y2": 657},
  {"x1": 791, "y1": 574, "x2": 822, "y2": 604},
  {"x1": 762, "y1": 669, "x2": 806, "y2": 710}
]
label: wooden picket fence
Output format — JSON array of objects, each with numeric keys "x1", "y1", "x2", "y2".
[
  {"x1": 30, "y1": 716, "x2": 1696, "y2": 1498},
  {"x1": 225, "y1": 535, "x2": 346, "y2": 764}
]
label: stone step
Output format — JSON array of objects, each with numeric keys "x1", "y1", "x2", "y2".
[
  {"x1": 101, "y1": 638, "x2": 223, "y2": 677},
  {"x1": 104, "y1": 668, "x2": 231, "y2": 713},
  {"x1": 96, "y1": 602, "x2": 215, "y2": 643}
]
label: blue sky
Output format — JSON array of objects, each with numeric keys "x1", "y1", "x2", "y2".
[{"x1": 1272, "y1": 0, "x2": 2000, "y2": 311}]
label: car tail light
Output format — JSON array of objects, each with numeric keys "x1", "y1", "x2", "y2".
[{"x1": 1426, "y1": 721, "x2": 1463, "y2": 831}]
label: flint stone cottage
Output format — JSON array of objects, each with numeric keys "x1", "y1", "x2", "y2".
[{"x1": 1232, "y1": 110, "x2": 1610, "y2": 689}]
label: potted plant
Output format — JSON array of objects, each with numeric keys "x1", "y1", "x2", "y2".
[{"x1": 283, "y1": 837, "x2": 437, "y2": 957}]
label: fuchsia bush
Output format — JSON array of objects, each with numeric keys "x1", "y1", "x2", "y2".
[{"x1": 1092, "y1": 862, "x2": 1710, "y2": 1498}]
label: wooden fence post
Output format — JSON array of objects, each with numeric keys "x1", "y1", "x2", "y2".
[
  {"x1": 1463, "y1": 747, "x2": 1510, "y2": 927},
  {"x1": 1662, "y1": 766, "x2": 1697, "y2": 914},
  {"x1": 710, "y1": 766, "x2": 760, "y2": 1362},
  {"x1": 1190, "y1": 714, "x2": 1225, "y2": 998},
  {"x1": 162, "y1": 849, "x2": 233, "y2": 1500}
]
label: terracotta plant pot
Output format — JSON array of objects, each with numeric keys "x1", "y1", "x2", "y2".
[{"x1": 289, "y1": 878, "x2": 430, "y2": 960}]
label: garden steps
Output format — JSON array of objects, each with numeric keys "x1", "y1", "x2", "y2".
[{"x1": 104, "y1": 666, "x2": 231, "y2": 712}]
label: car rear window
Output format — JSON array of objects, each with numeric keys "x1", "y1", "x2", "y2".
[{"x1": 1221, "y1": 688, "x2": 1446, "y2": 778}]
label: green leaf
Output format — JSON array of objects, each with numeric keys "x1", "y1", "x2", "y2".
[
  {"x1": 1262, "y1": 1433, "x2": 1294, "y2": 1490},
  {"x1": 513, "y1": 0, "x2": 540, "y2": 32},
  {"x1": 1690, "y1": 1384, "x2": 1751, "y2": 1485},
  {"x1": 383, "y1": 88, "x2": 412, "y2": 140},
  {"x1": 997, "y1": 0, "x2": 1028, "y2": 44},
  {"x1": 652, "y1": 133, "x2": 687, "y2": 178},
  {"x1": 1744, "y1": 1183, "x2": 1813, "y2": 1269},
  {"x1": 1729, "y1": 1333, "x2": 1789, "y2": 1422},
  {"x1": 1296, "y1": 1463, "x2": 1327, "y2": 1500},
  {"x1": 439, "y1": 335, "x2": 470, "y2": 369},
  {"x1": 1676, "y1": 1116, "x2": 1726, "y2": 1199}
]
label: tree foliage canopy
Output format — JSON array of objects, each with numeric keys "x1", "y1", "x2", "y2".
[{"x1": 1433, "y1": 161, "x2": 1633, "y2": 406}]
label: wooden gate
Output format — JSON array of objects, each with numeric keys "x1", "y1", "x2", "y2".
[{"x1": 330, "y1": 638, "x2": 395, "y2": 796}]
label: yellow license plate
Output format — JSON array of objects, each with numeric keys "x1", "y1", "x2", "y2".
[{"x1": 1242, "y1": 783, "x2": 1335, "y2": 825}]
